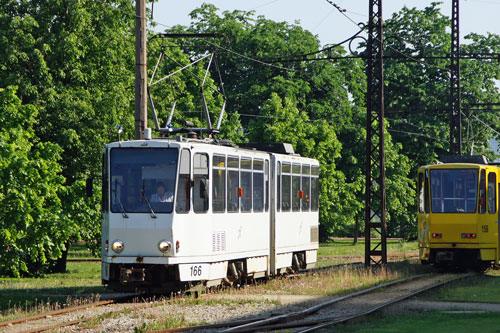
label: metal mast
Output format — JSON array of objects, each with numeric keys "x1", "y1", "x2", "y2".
[
  {"x1": 135, "y1": 0, "x2": 147, "y2": 139},
  {"x1": 365, "y1": 0, "x2": 387, "y2": 267},
  {"x1": 450, "y1": 0, "x2": 461, "y2": 155}
]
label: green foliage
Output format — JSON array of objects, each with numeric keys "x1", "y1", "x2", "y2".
[
  {"x1": 172, "y1": 5, "x2": 419, "y2": 238},
  {"x1": 0, "y1": 86, "x2": 67, "y2": 277},
  {"x1": 382, "y1": 3, "x2": 500, "y2": 169},
  {"x1": 0, "y1": 1, "x2": 499, "y2": 277}
]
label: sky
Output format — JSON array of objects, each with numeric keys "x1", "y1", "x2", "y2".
[{"x1": 150, "y1": 0, "x2": 500, "y2": 47}]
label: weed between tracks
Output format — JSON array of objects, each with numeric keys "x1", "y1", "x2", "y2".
[{"x1": 223, "y1": 261, "x2": 431, "y2": 297}]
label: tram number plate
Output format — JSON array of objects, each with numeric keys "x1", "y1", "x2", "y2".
[
  {"x1": 190, "y1": 265, "x2": 202, "y2": 277},
  {"x1": 482, "y1": 225, "x2": 489, "y2": 233},
  {"x1": 178, "y1": 263, "x2": 209, "y2": 281}
]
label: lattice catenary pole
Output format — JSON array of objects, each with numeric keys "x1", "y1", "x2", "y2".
[
  {"x1": 365, "y1": 0, "x2": 387, "y2": 267},
  {"x1": 449, "y1": 0, "x2": 461, "y2": 155}
]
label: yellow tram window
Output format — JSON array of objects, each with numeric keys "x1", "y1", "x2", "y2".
[
  {"x1": 479, "y1": 169, "x2": 486, "y2": 214},
  {"x1": 488, "y1": 172, "x2": 496, "y2": 214},
  {"x1": 418, "y1": 172, "x2": 424, "y2": 213}
]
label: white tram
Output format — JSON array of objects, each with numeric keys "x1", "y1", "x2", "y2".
[{"x1": 100, "y1": 136, "x2": 319, "y2": 292}]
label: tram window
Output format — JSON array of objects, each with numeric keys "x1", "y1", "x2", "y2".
[
  {"x1": 277, "y1": 162, "x2": 281, "y2": 212},
  {"x1": 110, "y1": 148, "x2": 178, "y2": 214},
  {"x1": 176, "y1": 149, "x2": 191, "y2": 214},
  {"x1": 302, "y1": 165, "x2": 310, "y2": 211},
  {"x1": 430, "y1": 169, "x2": 478, "y2": 213},
  {"x1": 424, "y1": 170, "x2": 430, "y2": 213},
  {"x1": 265, "y1": 160, "x2": 269, "y2": 212},
  {"x1": 253, "y1": 159, "x2": 264, "y2": 212},
  {"x1": 227, "y1": 156, "x2": 239, "y2": 212},
  {"x1": 479, "y1": 169, "x2": 486, "y2": 214},
  {"x1": 292, "y1": 164, "x2": 301, "y2": 211},
  {"x1": 311, "y1": 166, "x2": 319, "y2": 212},
  {"x1": 193, "y1": 153, "x2": 209, "y2": 213},
  {"x1": 241, "y1": 158, "x2": 252, "y2": 212},
  {"x1": 488, "y1": 172, "x2": 496, "y2": 214},
  {"x1": 102, "y1": 151, "x2": 109, "y2": 213},
  {"x1": 212, "y1": 154, "x2": 225, "y2": 213},
  {"x1": 282, "y1": 163, "x2": 291, "y2": 211},
  {"x1": 418, "y1": 172, "x2": 424, "y2": 213}
]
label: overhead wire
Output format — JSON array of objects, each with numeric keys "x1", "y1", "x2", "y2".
[
  {"x1": 464, "y1": 111, "x2": 500, "y2": 137},
  {"x1": 325, "y1": 1, "x2": 453, "y2": 74}
]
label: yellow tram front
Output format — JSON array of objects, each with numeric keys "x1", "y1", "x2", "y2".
[{"x1": 418, "y1": 159, "x2": 500, "y2": 268}]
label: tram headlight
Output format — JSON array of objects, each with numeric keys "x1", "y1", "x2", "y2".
[
  {"x1": 158, "y1": 240, "x2": 172, "y2": 253},
  {"x1": 111, "y1": 240, "x2": 124, "y2": 253}
]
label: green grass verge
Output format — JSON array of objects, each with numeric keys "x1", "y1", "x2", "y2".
[
  {"x1": 68, "y1": 241, "x2": 99, "y2": 259},
  {"x1": 333, "y1": 311, "x2": 500, "y2": 332},
  {"x1": 317, "y1": 239, "x2": 418, "y2": 267},
  {"x1": 0, "y1": 262, "x2": 105, "y2": 322},
  {"x1": 416, "y1": 269, "x2": 500, "y2": 303}
]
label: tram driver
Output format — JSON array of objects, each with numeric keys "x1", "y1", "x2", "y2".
[{"x1": 151, "y1": 182, "x2": 173, "y2": 202}]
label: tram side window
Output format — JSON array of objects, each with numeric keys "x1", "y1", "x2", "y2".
[
  {"x1": 265, "y1": 160, "x2": 270, "y2": 212},
  {"x1": 213, "y1": 155, "x2": 225, "y2": 213},
  {"x1": 311, "y1": 166, "x2": 319, "y2": 211},
  {"x1": 418, "y1": 172, "x2": 424, "y2": 213},
  {"x1": 176, "y1": 149, "x2": 191, "y2": 213},
  {"x1": 281, "y1": 163, "x2": 291, "y2": 211},
  {"x1": 488, "y1": 172, "x2": 496, "y2": 214},
  {"x1": 193, "y1": 153, "x2": 209, "y2": 213},
  {"x1": 302, "y1": 165, "x2": 310, "y2": 211},
  {"x1": 241, "y1": 158, "x2": 252, "y2": 212},
  {"x1": 479, "y1": 169, "x2": 486, "y2": 214},
  {"x1": 253, "y1": 159, "x2": 264, "y2": 212},
  {"x1": 227, "y1": 156, "x2": 239, "y2": 212},
  {"x1": 292, "y1": 164, "x2": 301, "y2": 211},
  {"x1": 102, "y1": 151, "x2": 109, "y2": 212},
  {"x1": 277, "y1": 162, "x2": 281, "y2": 212},
  {"x1": 424, "y1": 170, "x2": 430, "y2": 213}
]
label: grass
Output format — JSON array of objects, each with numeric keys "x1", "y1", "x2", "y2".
[
  {"x1": 317, "y1": 238, "x2": 418, "y2": 267},
  {"x1": 0, "y1": 262, "x2": 105, "y2": 322},
  {"x1": 133, "y1": 316, "x2": 205, "y2": 332},
  {"x1": 333, "y1": 311, "x2": 500, "y2": 332},
  {"x1": 130, "y1": 295, "x2": 275, "y2": 332},
  {"x1": 68, "y1": 241, "x2": 99, "y2": 259},
  {"x1": 222, "y1": 261, "x2": 432, "y2": 297},
  {"x1": 416, "y1": 269, "x2": 500, "y2": 303}
]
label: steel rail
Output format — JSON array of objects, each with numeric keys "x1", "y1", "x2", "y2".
[
  {"x1": 297, "y1": 272, "x2": 477, "y2": 332},
  {"x1": 0, "y1": 300, "x2": 115, "y2": 328},
  {"x1": 221, "y1": 273, "x2": 431, "y2": 332},
  {"x1": 0, "y1": 294, "x2": 139, "y2": 330},
  {"x1": 23, "y1": 302, "x2": 152, "y2": 333}
]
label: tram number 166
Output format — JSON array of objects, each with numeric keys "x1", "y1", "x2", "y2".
[{"x1": 190, "y1": 265, "x2": 202, "y2": 277}]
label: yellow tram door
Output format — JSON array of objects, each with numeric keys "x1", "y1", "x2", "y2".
[{"x1": 478, "y1": 168, "x2": 499, "y2": 264}]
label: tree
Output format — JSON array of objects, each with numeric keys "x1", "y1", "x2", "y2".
[
  {"x1": 0, "y1": 0, "x2": 138, "y2": 269},
  {"x1": 0, "y1": 86, "x2": 68, "y2": 277},
  {"x1": 381, "y1": 3, "x2": 500, "y2": 171}
]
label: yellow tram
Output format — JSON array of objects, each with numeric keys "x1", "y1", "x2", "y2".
[{"x1": 418, "y1": 156, "x2": 500, "y2": 269}]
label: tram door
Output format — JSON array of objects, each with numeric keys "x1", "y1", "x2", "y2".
[{"x1": 498, "y1": 183, "x2": 500, "y2": 264}]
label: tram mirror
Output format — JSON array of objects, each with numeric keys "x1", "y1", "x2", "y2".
[{"x1": 86, "y1": 177, "x2": 94, "y2": 197}]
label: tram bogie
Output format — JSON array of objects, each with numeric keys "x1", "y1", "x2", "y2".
[{"x1": 99, "y1": 136, "x2": 320, "y2": 292}]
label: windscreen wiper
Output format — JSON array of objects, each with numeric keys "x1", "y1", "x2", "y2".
[
  {"x1": 113, "y1": 187, "x2": 128, "y2": 218},
  {"x1": 141, "y1": 189, "x2": 157, "y2": 219}
]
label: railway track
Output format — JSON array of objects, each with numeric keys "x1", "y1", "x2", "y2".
[
  {"x1": 155, "y1": 272, "x2": 476, "y2": 332},
  {"x1": 0, "y1": 294, "x2": 142, "y2": 333},
  {"x1": 0, "y1": 259, "x2": 425, "y2": 332}
]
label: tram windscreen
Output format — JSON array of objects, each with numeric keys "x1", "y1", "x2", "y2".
[
  {"x1": 430, "y1": 169, "x2": 478, "y2": 213},
  {"x1": 110, "y1": 148, "x2": 178, "y2": 214}
]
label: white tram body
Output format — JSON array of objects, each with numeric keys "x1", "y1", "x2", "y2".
[{"x1": 100, "y1": 136, "x2": 319, "y2": 291}]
